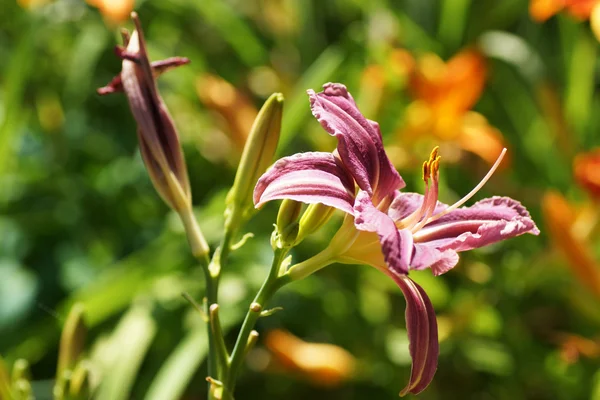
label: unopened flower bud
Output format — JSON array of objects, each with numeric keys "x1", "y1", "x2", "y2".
[
  {"x1": 12, "y1": 379, "x2": 32, "y2": 399},
  {"x1": 98, "y1": 13, "x2": 192, "y2": 213},
  {"x1": 296, "y1": 203, "x2": 335, "y2": 242},
  {"x1": 57, "y1": 303, "x2": 86, "y2": 378},
  {"x1": 273, "y1": 199, "x2": 302, "y2": 248},
  {"x1": 226, "y1": 93, "x2": 284, "y2": 226},
  {"x1": 11, "y1": 359, "x2": 30, "y2": 384},
  {"x1": 98, "y1": 13, "x2": 209, "y2": 258},
  {"x1": 68, "y1": 361, "x2": 91, "y2": 399}
]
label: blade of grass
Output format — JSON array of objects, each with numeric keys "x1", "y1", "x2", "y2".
[
  {"x1": 395, "y1": 11, "x2": 442, "y2": 53},
  {"x1": 64, "y1": 20, "x2": 109, "y2": 104},
  {"x1": 437, "y1": 0, "x2": 472, "y2": 52},
  {"x1": 564, "y1": 30, "x2": 596, "y2": 139},
  {"x1": 144, "y1": 310, "x2": 242, "y2": 400},
  {"x1": 94, "y1": 304, "x2": 157, "y2": 400},
  {"x1": 193, "y1": 0, "x2": 267, "y2": 67},
  {"x1": 0, "y1": 20, "x2": 36, "y2": 183}
]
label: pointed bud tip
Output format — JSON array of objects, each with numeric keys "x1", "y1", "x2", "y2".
[
  {"x1": 272, "y1": 92, "x2": 284, "y2": 103},
  {"x1": 226, "y1": 91, "x2": 284, "y2": 221}
]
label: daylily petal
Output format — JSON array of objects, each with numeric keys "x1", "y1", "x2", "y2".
[
  {"x1": 253, "y1": 152, "x2": 355, "y2": 214},
  {"x1": 388, "y1": 192, "x2": 447, "y2": 222},
  {"x1": 387, "y1": 271, "x2": 439, "y2": 396},
  {"x1": 353, "y1": 191, "x2": 412, "y2": 274},
  {"x1": 412, "y1": 196, "x2": 539, "y2": 251},
  {"x1": 336, "y1": 230, "x2": 387, "y2": 269},
  {"x1": 411, "y1": 244, "x2": 459, "y2": 276},
  {"x1": 97, "y1": 57, "x2": 190, "y2": 95},
  {"x1": 308, "y1": 83, "x2": 404, "y2": 200}
]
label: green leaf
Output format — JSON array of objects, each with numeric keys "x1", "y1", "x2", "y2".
[
  {"x1": 0, "y1": 18, "x2": 35, "y2": 185},
  {"x1": 592, "y1": 369, "x2": 600, "y2": 400},
  {"x1": 144, "y1": 311, "x2": 242, "y2": 400},
  {"x1": 193, "y1": 0, "x2": 267, "y2": 67},
  {"x1": 94, "y1": 304, "x2": 157, "y2": 400},
  {"x1": 143, "y1": 328, "x2": 207, "y2": 400}
]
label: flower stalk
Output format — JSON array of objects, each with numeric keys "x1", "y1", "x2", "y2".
[
  {"x1": 226, "y1": 247, "x2": 290, "y2": 389},
  {"x1": 209, "y1": 304, "x2": 230, "y2": 380}
]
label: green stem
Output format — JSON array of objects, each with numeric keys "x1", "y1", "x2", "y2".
[
  {"x1": 226, "y1": 247, "x2": 289, "y2": 389},
  {"x1": 203, "y1": 211, "x2": 239, "y2": 399},
  {"x1": 179, "y1": 207, "x2": 228, "y2": 397},
  {"x1": 179, "y1": 207, "x2": 210, "y2": 259},
  {"x1": 209, "y1": 304, "x2": 229, "y2": 379},
  {"x1": 286, "y1": 247, "x2": 336, "y2": 281},
  {"x1": 200, "y1": 258, "x2": 219, "y2": 386},
  {"x1": 203, "y1": 236, "x2": 230, "y2": 379}
]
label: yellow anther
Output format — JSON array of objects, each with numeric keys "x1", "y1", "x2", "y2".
[
  {"x1": 422, "y1": 147, "x2": 441, "y2": 182},
  {"x1": 431, "y1": 157, "x2": 440, "y2": 177},
  {"x1": 429, "y1": 146, "x2": 439, "y2": 161},
  {"x1": 422, "y1": 161, "x2": 430, "y2": 182}
]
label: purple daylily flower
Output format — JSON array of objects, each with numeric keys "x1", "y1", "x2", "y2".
[{"x1": 253, "y1": 83, "x2": 539, "y2": 395}]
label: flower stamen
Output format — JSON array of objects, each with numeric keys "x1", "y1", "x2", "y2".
[
  {"x1": 397, "y1": 147, "x2": 440, "y2": 230},
  {"x1": 411, "y1": 156, "x2": 440, "y2": 233},
  {"x1": 423, "y1": 148, "x2": 507, "y2": 225}
]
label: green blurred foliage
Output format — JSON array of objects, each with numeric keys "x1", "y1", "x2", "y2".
[{"x1": 1, "y1": 0, "x2": 599, "y2": 399}]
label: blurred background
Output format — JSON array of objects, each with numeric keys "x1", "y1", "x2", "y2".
[{"x1": 1, "y1": 0, "x2": 600, "y2": 399}]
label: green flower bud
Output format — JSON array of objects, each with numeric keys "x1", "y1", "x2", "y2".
[
  {"x1": 296, "y1": 203, "x2": 335, "y2": 242},
  {"x1": 69, "y1": 361, "x2": 91, "y2": 399},
  {"x1": 12, "y1": 379, "x2": 33, "y2": 400},
  {"x1": 57, "y1": 303, "x2": 86, "y2": 379},
  {"x1": 273, "y1": 199, "x2": 302, "y2": 248},
  {"x1": 11, "y1": 359, "x2": 30, "y2": 384},
  {"x1": 53, "y1": 371, "x2": 68, "y2": 400},
  {"x1": 226, "y1": 93, "x2": 284, "y2": 227}
]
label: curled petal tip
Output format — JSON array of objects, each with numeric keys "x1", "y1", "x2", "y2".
[
  {"x1": 389, "y1": 273, "x2": 438, "y2": 396},
  {"x1": 308, "y1": 83, "x2": 404, "y2": 199},
  {"x1": 322, "y1": 82, "x2": 349, "y2": 96},
  {"x1": 97, "y1": 86, "x2": 117, "y2": 95}
]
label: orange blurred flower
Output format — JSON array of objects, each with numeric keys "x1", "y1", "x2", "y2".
[
  {"x1": 359, "y1": 49, "x2": 415, "y2": 117},
  {"x1": 530, "y1": 0, "x2": 598, "y2": 21},
  {"x1": 265, "y1": 329, "x2": 356, "y2": 387},
  {"x1": 530, "y1": 0, "x2": 600, "y2": 41},
  {"x1": 196, "y1": 74, "x2": 258, "y2": 152},
  {"x1": 542, "y1": 191, "x2": 600, "y2": 298},
  {"x1": 574, "y1": 149, "x2": 600, "y2": 200},
  {"x1": 554, "y1": 333, "x2": 600, "y2": 364},
  {"x1": 87, "y1": 0, "x2": 135, "y2": 24},
  {"x1": 400, "y1": 48, "x2": 507, "y2": 166}
]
